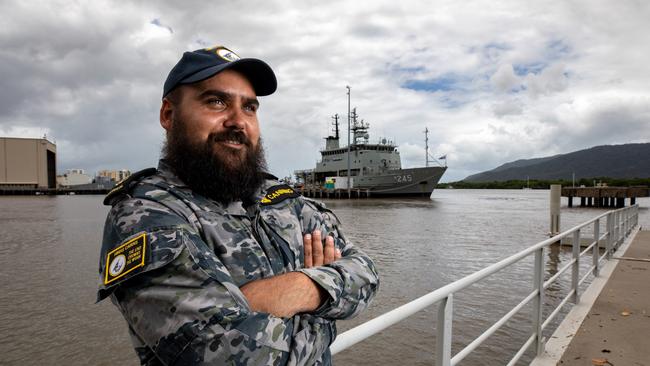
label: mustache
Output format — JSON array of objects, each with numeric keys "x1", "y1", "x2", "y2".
[{"x1": 208, "y1": 129, "x2": 251, "y2": 147}]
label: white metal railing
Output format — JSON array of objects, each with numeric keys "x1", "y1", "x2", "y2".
[{"x1": 330, "y1": 204, "x2": 639, "y2": 365}]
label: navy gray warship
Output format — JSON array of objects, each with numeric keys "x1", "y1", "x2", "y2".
[{"x1": 294, "y1": 110, "x2": 447, "y2": 197}]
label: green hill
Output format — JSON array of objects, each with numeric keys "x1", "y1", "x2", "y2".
[{"x1": 464, "y1": 143, "x2": 650, "y2": 182}]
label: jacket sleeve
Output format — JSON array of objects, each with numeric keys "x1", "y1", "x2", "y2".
[
  {"x1": 296, "y1": 198, "x2": 380, "y2": 320},
  {"x1": 99, "y1": 198, "x2": 333, "y2": 366}
]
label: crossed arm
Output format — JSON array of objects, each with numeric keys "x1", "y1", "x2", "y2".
[{"x1": 240, "y1": 230, "x2": 341, "y2": 318}]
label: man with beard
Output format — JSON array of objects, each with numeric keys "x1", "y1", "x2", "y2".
[{"x1": 97, "y1": 46, "x2": 379, "y2": 365}]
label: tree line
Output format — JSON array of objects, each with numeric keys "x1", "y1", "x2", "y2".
[{"x1": 437, "y1": 177, "x2": 650, "y2": 189}]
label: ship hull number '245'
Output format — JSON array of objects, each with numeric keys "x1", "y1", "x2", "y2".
[{"x1": 394, "y1": 174, "x2": 413, "y2": 183}]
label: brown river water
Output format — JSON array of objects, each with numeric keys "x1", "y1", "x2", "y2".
[{"x1": 1, "y1": 190, "x2": 647, "y2": 365}]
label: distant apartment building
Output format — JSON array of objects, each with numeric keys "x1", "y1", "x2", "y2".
[
  {"x1": 97, "y1": 169, "x2": 131, "y2": 182},
  {"x1": 0, "y1": 137, "x2": 57, "y2": 189},
  {"x1": 57, "y1": 169, "x2": 93, "y2": 187}
]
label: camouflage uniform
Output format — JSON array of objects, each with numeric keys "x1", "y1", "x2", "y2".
[{"x1": 97, "y1": 160, "x2": 379, "y2": 365}]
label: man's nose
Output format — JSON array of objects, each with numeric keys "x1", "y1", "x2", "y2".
[{"x1": 223, "y1": 107, "x2": 247, "y2": 130}]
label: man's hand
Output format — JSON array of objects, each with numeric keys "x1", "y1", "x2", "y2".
[
  {"x1": 239, "y1": 230, "x2": 341, "y2": 318},
  {"x1": 303, "y1": 229, "x2": 341, "y2": 267}
]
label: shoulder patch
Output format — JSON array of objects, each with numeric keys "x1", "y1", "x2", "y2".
[
  {"x1": 260, "y1": 184, "x2": 300, "y2": 205},
  {"x1": 104, "y1": 232, "x2": 147, "y2": 285}
]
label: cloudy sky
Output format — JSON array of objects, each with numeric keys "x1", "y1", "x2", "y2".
[{"x1": 1, "y1": 0, "x2": 649, "y2": 182}]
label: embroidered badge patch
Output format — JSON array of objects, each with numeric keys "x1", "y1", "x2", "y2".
[
  {"x1": 260, "y1": 184, "x2": 300, "y2": 205},
  {"x1": 205, "y1": 46, "x2": 240, "y2": 62},
  {"x1": 104, "y1": 232, "x2": 147, "y2": 285}
]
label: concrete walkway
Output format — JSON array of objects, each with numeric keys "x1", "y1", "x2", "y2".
[{"x1": 533, "y1": 230, "x2": 650, "y2": 366}]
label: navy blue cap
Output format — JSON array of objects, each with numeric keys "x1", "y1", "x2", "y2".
[{"x1": 163, "y1": 46, "x2": 277, "y2": 98}]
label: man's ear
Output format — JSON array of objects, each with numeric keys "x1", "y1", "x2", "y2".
[{"x1": 160, "y1": 98, "x2": 174, "y2": 131}]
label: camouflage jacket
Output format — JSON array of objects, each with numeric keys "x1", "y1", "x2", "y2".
[{"x1": 97, "y1": 161, "x2": 379, "y2": 365}]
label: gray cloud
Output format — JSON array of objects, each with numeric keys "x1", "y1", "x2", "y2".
[{"x1": 1, "y1": 0, "x2": 649, "y2": 182}]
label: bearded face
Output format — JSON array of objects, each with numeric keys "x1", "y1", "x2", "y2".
[{"x1": 162, "y1": 114, "x2": 267, "y2": 204}]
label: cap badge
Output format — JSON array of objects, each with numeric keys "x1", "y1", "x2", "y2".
[{"x1": 207, "y1": 46, "x2": 241, "y2": 62}]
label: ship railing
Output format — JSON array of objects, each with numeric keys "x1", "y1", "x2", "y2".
[{"x1": 330, "y1": 204, "x2": 639, "y2": 365}]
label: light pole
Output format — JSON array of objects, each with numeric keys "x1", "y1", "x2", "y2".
[{"x1": 346, "y1": 85, "x2": 351, "y2": 197}]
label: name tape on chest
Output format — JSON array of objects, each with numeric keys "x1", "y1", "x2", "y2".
[
  {"x1": 260, "y1": 184, "x2": 299, "y2": 205},
  {"x1": 104, "y1": 232, "x2": 147, "y2": 285}
]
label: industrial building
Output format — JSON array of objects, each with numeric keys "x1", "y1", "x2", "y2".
[{"x1": 0, "y1": 137, "x2": 56, "y2": 189}]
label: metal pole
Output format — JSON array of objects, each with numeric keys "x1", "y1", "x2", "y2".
[
  {"x1": 593, "y1": 219, "x2": 600, "y2": 277},
  {"x1": 425, "y1": 127, "x2": 428, "y2": 167},
  {"x1": 436, "y1": 294, "x2": 453, "y2": 366},
  {"x1": 572, "y1": 172, "x2": 575, "y2": 188},
  {"x1": 346, "y1": 86, "x2": 351, "y2": 197},
  {"x1": 550, "y1": 184, "x2": 561, "y2": 236},
  {"x1": 613, "y1": 211, "x2": 621, "y2": 250},
  {"x1": 532, "y1": 248, "x2": 545, "y2": 356},
  {"x1": 572, "y1": 229, "x2": 580, "y2": 304},
  {"x1": 606, "y1": 213, "x2": 613, "y2": 259}
]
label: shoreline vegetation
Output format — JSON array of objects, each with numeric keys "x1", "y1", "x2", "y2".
[{"x1": 437, "y1": 177, "x2": 650, "y2": 189}]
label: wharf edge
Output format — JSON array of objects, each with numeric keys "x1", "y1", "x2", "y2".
[{"x1": 531, "y1": 228, "x2": 650, "y2": 365}]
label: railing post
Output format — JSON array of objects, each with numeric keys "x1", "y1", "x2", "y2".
[
  {"x1": 532, "y1": 248, "x2": 545, "y2": 355},
  {"x1": 606, "y1": 213, "x2": 613, "y2": 259},
  {"x1": 619, "y1": 210, "x2": 624, "y2": 243},
  {"x1": 572, "y1": 229, "x2": 580, "y2": 303},
  {"x1": 613, "y1": 211, "x2": 618, "y2": 249},
  {"x1": 615, "y1": 211, "x2": 621, "y2": 247},
  {"x1": 593, "y1": 219, "x2": 600, "y2": 277},
  {"x1": 627, "y1": 207, "x2": 633, "y2": 234},
  {"x1": 436, "y1": 294, "x2": 453, "y2": 366}
]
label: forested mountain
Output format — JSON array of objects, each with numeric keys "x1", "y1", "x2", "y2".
[{"x1": 464, "y1": 143, "x2": 650, "y2": 182}]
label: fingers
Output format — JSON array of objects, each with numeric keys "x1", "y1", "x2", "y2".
[
  {"x1": 303, "y1": 233, "x2": 313, "y2": 268},
  {"x1": 312, "y1": 230, "x2": 324, "y2": 266},
  {"x1": 323, "y1": 235, "x2": 335, "y2": 264},
  {"x1": 305, "y1": 230, "x2": 341, "y2": 268}
]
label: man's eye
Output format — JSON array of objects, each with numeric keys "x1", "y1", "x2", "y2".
[
  {"x1": 207, "y1": 98, "x2": 225, "y2": 106},
  {"x1": 244, "y1": 104, "x2": 258, "y2": 113}
]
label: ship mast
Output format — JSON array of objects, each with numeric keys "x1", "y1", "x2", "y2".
[
  {"x1": 425, "y1": 127, "x2": 430, "y2": 167},
  {"x1": 350, "y1": 108, "x2": 370, "y2": 145},
  {"x1": 346, "y1": 86, "x2": 351, "y2": 195},
  {"x1": 332, "y1": 114, "x2": 339, "y2": 140}
]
